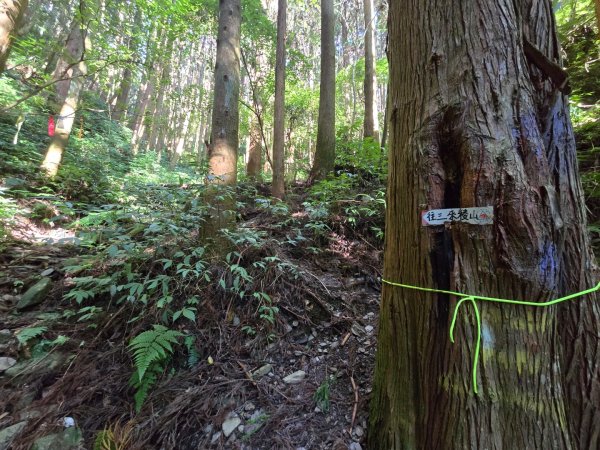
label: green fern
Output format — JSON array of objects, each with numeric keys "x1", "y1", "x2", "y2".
[
  {"x1": 129, "y1": 363, "x2": 161, "y2": 412},
  {"x1": 16, "y1": 326, "x2": 47, "y2": 345},
  {"x1": 128, "y1": 324, "x2": 182, "y2": 380},
  {"x1": 127, "y1": 324, "x2": 182, "y2": 412}
]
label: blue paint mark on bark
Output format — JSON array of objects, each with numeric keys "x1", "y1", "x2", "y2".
[
  {"x1": 539, "y1": 242, "x2": 557, "y2": 288},
  {"x1": 481, "y1": 323, "x2": 494, "y2": 349},
  {"x1": 520, "y1": 112, "x2": 543, "y2": 160}
]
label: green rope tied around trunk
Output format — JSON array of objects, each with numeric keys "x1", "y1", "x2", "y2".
[{"x1": 381, "y1": 279, "x2": 600, "y2": 394}]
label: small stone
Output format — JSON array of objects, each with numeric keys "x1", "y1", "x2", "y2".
[
  {"x1": 31, "y1": 427, "x2": 83, "y2": 450},
  {"x1": 0, "y1": 422, "x2": 27, "y2": 449},
  {"x1": 351, "y1": 322, "x2": 365, "y2": 336},
  {"x1": 62, "y1": 417, "x2": 75, "y2": 428},
  {"x1": 349, "y1": 442, "x2": 363, "y2": 450},
  {"x1": 203, "y1": 423, "x2": 213, "y2": 435},
  {"x1": 0, "y1": 329, "x2": 12, "y2": 345},
  {"x1": 211, "y1": 432, "x2": 221, "y2": 444},
  {"x1": 292, "y1": 321, "x2": 299, "y2": 327},
  {"x1": 222, "y1": 415, "x2": 241, "y2": 437},
  {"x1": 237, "y1": 425, "x2": 244, "y2": 433},
  {"x1": 365, "y1": 325, "x2": 374, "y2": 333},
  {"x1": 0, "y1": 357, "x2": 17, "y2": 372},
  {"x1": 283, "y1": 370, "x2": 306, "y2": 384},
  {"x1": 41, "y1": 268, "x2": 55, "y2": 277},
  {"x1": 252, "y1": 364, "x2": 273, "y2": 379},
  {"x1": 17, "y1": 278, "x2": 53, "y2": 310},
  {"x1": 330, "y1": 341, "x2": 339, "y2": 349},
  {"x1": 314, "y1": 406, "x2": 321, "y2": 413},
  {"x1": 233, "y1": 315, "x2": 240, "y2": 326},
  {"x1": 285, "y1": 324, "x2": 293, "y2": 333},
  {"x1": 244, "y1": 402, "x2": 256, "y2": 411},
  {"x1": 353, "y1": 425, "x2": 364, "y2": 437}
]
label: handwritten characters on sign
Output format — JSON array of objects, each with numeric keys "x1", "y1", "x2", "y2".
[{"x1": 421, "y1": 207, "x2": 494, "y2": 226}]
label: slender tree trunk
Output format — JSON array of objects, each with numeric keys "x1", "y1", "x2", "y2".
[
  {"x1": 41, "y1": 10, "x2": 87, "y2": 177},
  {"x1": 247, "y1": 119, "x2": 262, "y2": 179},
  {"x1": 595, "y1": 0, "x2": 600, "y2": 36},
  {"x1": 340, "y1": 9, "x2": 350, "y2": 68},
  {"x1": 208, "y1": 0, "x2": 241, "y2": 186},
  {"x1": 49, "y1": 14, "x2": 86, "y2": 113},
  {"x1": 362, "y1": 0, "x2": 379, "y2": 141},
  {"x1": 130, "y1": 77, "x2": 154, "y2": 153},
  {"x1": 147, "y1": 62, "x2": 169, "y2": 152},
  {"x1": 272, "y1": 0, "x2": 287, "y2": 199},
  {"x1": 309, "y1": 0, "x2": 335, "y2": 182},
  {"x1": 369, "y1": 0, "x2": 599, "y2": 448},
  {"x1": 113, "y1": 66, "x2": 132, "y2": 122},
  {"x1": 0, "y1": 0, "x2": 28, "y2": 73}
]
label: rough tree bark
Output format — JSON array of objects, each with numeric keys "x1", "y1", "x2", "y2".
[
  {"x1": 208, "y1": 0, "x2": 241, "y2": 186},
  {"x1": 309, "y1": 0, "x2": 335, "y2": 182},
  {"x1": 271, "y1": 0, "x2": 287, "y2": 199},
  {"x1": 0, "y1": 0, "x2": 28, "y2": 73},
  {"x1": 368, "y1": 0, "x2": 599, "y2": 448},
  {"x1": 362, "y1": 0, "x2": 379, "y2": 141}
]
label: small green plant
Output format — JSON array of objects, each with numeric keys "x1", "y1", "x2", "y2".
[
  {"x1": 16, "y1": 326, "x2": 47, "y2": 346},
  {"x1": 314, "y1": 375, "x2": 335, "y2": 413},
  {"x1": 128, "y1": 324, "x2": 183, "y2": 412}
]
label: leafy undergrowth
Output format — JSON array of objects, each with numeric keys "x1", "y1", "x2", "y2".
[{"x1": 0, "y1": 171, "x2": 385, "y2": 449}]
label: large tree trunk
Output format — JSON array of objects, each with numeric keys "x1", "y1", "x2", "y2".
[
  {"x1": 271, "y1": 0, "x2": 286, "y2": 199},
  {"x1": 368, "y1": 0, "x2": 599, "y2": 448},
  {"x1": 208, "y1": 0, "x2": 241, "y2": 186},
  {"x1": 362, "y1": 0, "x2": 379, "y2": 141},
  {"x1": 309, "y1": 0, "x2": 335, "y2": 182},
  {"x1": 0, "y1": 0, "x2": 28, "y2": 73}
]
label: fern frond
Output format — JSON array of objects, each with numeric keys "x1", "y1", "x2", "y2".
[
  {"x1": 128, "y1": 325, "x2": 183, "y2": 383},
  {"x1": 16, "y1": 326, "x2": 47, "y2": 345},
  {"x1": 129, "y1": 365, "x2": 160, "y2": 412}
]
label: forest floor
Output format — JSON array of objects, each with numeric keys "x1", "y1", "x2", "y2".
[{"x1": 0, "y1": 182, "x2": 383, "y2": 450}]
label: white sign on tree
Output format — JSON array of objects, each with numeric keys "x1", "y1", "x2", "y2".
[{"x1": 421, "y1": 206, "x2": 494, "y2": 226}]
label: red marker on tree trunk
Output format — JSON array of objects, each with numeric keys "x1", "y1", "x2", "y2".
[{"x1": 48, "y1": 115, "x2": 55, "y2": 136}]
